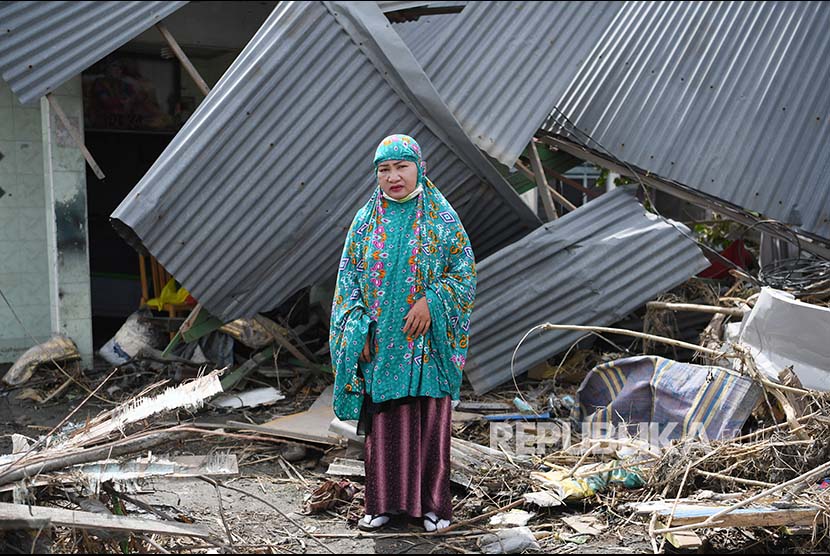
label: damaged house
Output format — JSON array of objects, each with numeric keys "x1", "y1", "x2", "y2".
[{"x1": 0, "y1": 1, "x2": 829, "y2": 553}]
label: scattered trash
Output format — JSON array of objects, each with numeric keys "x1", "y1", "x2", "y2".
[
  {"x1": 211, "y1": 387, "x2": 285, "y2": 409},
  {"x1": 738, "y1": 287, "x2": 830, "y2": 390},
  {"x1": 3, "y1": 335, "x2": 80, "y2": 386},
  {"x1": 99, "y1": 310, "x2": 166, "y2": 366},
  {"x1": 576, "y1": 356, "x2": 762, "y2": 443},
  {"x1": 531, "y1": 461, "x2": 645, "y2": 502},
  {"x1": 488, "y1": 509, "x2": 535, "y2": 527},
  {"x1": 479, "y1": 526, "x2": 541, "y2": 553}
]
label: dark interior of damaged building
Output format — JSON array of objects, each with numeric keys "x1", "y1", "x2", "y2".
[
  {"x1": 1, "y1": 1, "x2": 830, "y2": 554},
  {"x1": 83, "y1": 2, "x2": 278, "y2": 349}
]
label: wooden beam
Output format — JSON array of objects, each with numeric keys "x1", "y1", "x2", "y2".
[
  {"x1": 138, "y1": 255, "x2": 149, "y2": 305},
  {"x1": 526, "y1": 141, "x2": 558, "y2": 220},
  {"x1": 0, "y1": 502, "x2": 212, "y2": 538},
  {"x1": 518, "y1": 152, "x2": 579, "y2": 214},
  {"x1": 254, "y1": 315, "x2": 326, "y2": 373},
  {"x1": 653, "y1": 505, "x2": 820, "y2": 529},
  {"x1": 646, "y1": 301, "x2": 745, "y2": 317},
  {"x1": 529, "y1": 141, "x2": 580, "y2": 214},
  {"x1": 540, "y1": 133, "x2": 830, "y2": 260},
  {"x1": 156, "y1": 22, "x2": 211, "y2": 97},
  {"x1": 544, "y1": 165, "x2": 601, "y2": 199},
  {"x1": 46, "y1": 94, "x2": 105, "y2": 179},
  {"x1": 659, "y1": 522, "x2": 703, "y2": 549}
]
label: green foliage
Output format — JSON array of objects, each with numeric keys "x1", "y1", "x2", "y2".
[{"x1": 693, "y1": 219, "x2": 738, "y2": 251}]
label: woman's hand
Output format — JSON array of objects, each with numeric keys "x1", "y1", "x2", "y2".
[
  {"x1": 403, "y1": 297, "x2": 431, "y2": 338},
  {"x1": 360, "y1": 332, "x2": 372, "y2": 363}
]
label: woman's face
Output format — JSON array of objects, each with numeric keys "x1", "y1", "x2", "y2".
[{"x1": 377, "y1": 160, "x2": 418, "y2": 200}]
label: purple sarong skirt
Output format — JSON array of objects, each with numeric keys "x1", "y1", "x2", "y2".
[{"x1": 363, "y1": 395, "x2": 453, "y2": 520}]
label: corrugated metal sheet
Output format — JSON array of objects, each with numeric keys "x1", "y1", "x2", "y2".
[
  {"x1": 112, "y1": 1, "x2": 537, "y2": 323},
  {"x1": 404, "y1": 1, "x2": 623, "y2": 166},
  {"x1": 545, "y1": 1, "x2": 830, "y2": 240},
  {"x1": 0, "y1": 1, "x2": 188, "y2": 105},
  {"x1": 391, "y1": 14, "x2": 458, "y2": 63},
  {"x1": 465, "y1": 188, "x2": 709, "y2": 395}
]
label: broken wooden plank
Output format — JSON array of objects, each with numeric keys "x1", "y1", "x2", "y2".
[
  {"x1": 0, "y1": 518, "x2": 51, "y2": 530},
  {"x1": 0, "y1": 502, "x2": 212, "y2": 538},
  {"x1": 46, "y1": 94, "x2": 105, "y2": 179},
  {"x1": 257, "y1": 385, "x2": 342, "y2": 445},
  {"x1": 649, "y1": 504, "x2": 820, "y2": 528},
  {"x1": 0, "y1": 430, "x2": 191, "y2": 487},
  {"x1": 254, "y1": 315, "x2": 325, "y2": 372},
  {"x1": 0, "y1": 454, "x2": 239, "y2": 493},
  {"x1": 455, "y1": 401, "x2": 514, "y2": 412},
  {"x1": 156, "y1": 22, "x2": 211, "y2": 96},
  {"x1": 73, "y1": 454, "x2": 239, "y2": 481},
  {"x1": 62, "y1": 370, "x2": 223, "y2": 449},
  {"x1": 660, "y1": 522, "x2": 703, "y2": 550},
  {"x1": 211, "y1": 387, "x2": 284, "y2": 409},
  {"x1": 452, "y1": 410, "x2": 483, "y2": 422},
  {"x1": 526, "y1": 139, "x2": 578, "y2": 213}
]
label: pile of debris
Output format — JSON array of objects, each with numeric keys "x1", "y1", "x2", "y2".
[{"x1": 2, "y1": 266, "x2": 830, "y2": 553}]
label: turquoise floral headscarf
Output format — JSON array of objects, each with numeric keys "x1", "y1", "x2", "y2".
[{"x1": 330, "y1": 134, "x2": 477, "y2": 421}]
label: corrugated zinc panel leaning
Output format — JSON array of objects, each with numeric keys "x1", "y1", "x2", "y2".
[
  {"x1": 0, "y1": 0, "x2": 188, "y2": 104},
  {"x1": 407, "y1": 1, "x2": 623, "y2": 166},
  {"x1": 111, "y1": 1, "x2": 537, "y2": 323},
  {"x1": 545, "y1": 1, "x2": 830, "y2": 240},
  {"x1": 465, "y1": 187, "x2": 709, "y2": 395}
]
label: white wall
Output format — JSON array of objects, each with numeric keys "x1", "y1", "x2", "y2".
[{"x1": 0, "y1": 81, "x2": 52, "y2": 362}]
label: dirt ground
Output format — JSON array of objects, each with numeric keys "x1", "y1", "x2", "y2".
[
  {"x1": 0, "y1": 363, "x2": 824, "y2": 554},
  {"x1": 0, "y1": 372, "x2": 655, "y2": 554}
]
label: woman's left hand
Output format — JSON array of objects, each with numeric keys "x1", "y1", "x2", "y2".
[{"x1": 403, "y1": 297, "x2": 431, "y2": 338}]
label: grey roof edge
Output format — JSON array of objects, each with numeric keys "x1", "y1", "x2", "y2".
[{"x1": 325, "y1": 1, "x2": 541, "y2": 230}]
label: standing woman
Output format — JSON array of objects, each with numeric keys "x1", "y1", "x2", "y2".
[{"x1": 330, "y1": 134, "x2": 476, "y2": 532}]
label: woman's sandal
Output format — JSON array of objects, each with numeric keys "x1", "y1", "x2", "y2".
[
  {"x1": 423, "y1": 511, "x2": 451, "y2": 532},
  {"x1": 358, "y1": 513, "x2": 393, "y2": 531}
]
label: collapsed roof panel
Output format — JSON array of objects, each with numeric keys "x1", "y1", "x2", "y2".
[
  {"x1": 112, "y1": 1, "x2": 539, "y2": 323},
  {"x1": 465, "y1": 187, "x2": 709, "y2": 395},
  {"x1": 399, "y1": 1, "x2": 623, "y2": 166},
  {"x1": 0, "y1": 1, "x2": 189, "y2": 105},
  {"x1": 545, "y1": 1, "x2": 830, "y2": 240}
]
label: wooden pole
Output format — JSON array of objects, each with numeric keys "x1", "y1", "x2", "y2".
[
  {"x1": 156, "y1": 22, "x2": 211, "y2": 97},
  {"x1": 526, "y1": 141, "x2": 558, "y2": 219},
  {"x1": 529, "y1": 140, "x2": 580, "y2": 213},
  {"x1": 646, "y1": 301, "x2": 745, "y2": 317},
  {"x1": 46, "y1": 94, "x2": 105, "y2": 179}
]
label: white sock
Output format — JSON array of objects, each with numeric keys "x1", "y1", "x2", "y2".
[
  {"x1": 362, "y1": 514, "x2": 390, "y2": 528},
  {"x1": 424, "y1": 511, "x2": 451, "y2": 532}
]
